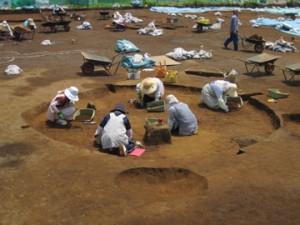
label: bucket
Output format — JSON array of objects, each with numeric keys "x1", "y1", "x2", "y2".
[{"x1": 127, "y1": 69, "x2": 141, "y2": 80}]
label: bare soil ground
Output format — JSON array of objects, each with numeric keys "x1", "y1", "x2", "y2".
[{"x1": 0, "y1": 8, "x2": 300, "y2": 225}]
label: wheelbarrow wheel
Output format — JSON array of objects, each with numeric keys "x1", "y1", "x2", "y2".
[
  {"x1": 81, "y1": 62, "x2": 94, "y2": 75},
  {"x1": 254, "y1": 43, "x2": 264, "y2": 53},
  {"x1": 265, "y1": 63, "x2": 275, "y2": 75}
]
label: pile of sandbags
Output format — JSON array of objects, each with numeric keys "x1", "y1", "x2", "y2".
[{"x1": 265, "y1": 37, "x2": 297, "y2": 53}]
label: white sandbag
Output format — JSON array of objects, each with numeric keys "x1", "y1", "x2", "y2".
[
  {"x1": 210, "y1": 23, "x2": 221, "y2": 30},
  {"x1": 41, "y1": 39, "x2": 54, "y2": 45},
  {"x1": 77, "y1": 22, "x2": 92, "y2": 30},
  {"x1": 216, "y1": 18, "x2": 225, "y2": 24},
  {"x1": 5, "y1": 65, "x2": 22, "y2": 76}
]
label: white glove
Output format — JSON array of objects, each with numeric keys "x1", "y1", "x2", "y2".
[{"x1": 218, "y1": 97, "x2": 229, "y2": 112}]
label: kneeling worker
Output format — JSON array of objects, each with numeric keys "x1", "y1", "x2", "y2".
[
  {"x1": 166, "y1": 94, "x2": 198, "y2": 136},
  {"x1": 47, "y1": 86, "x2": 79, "y2": 126},
  {"x1": 94, "y1": 103, "x2": 136, "y2": 157},
  {"x1": 136, "y1": 77, "x2": 164, "y2": 106},
  {"x1": 201, "y1": 80, "x2": 243, "y2": 112}
]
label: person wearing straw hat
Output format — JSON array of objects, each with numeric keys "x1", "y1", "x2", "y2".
[
  {"x1": 201, "y1": 80, "x2": 243, "y2": 112},
  {"x1": 136, "y1": 77, "x2": 164, "y2": 106},
  {"x1": 224, "y1": 8, "x2": 240, "y2": 51},
  {"x1": 94, "y1": 103, "x2": 136, "y2": 157},
  {"x1": 23, "y1": 18, "x2": 36, "y2": 30},
  {"x1": 165, "y1": 94, "x2": 198, "y2": 136},
  {"x1": 47, "y1": 86, "x2": 79, "y2": 126}
]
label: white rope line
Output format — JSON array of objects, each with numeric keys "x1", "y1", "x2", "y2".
[
  {"x1": 0, "y1": 49, "x2": 95, "y2": 63},
  {"x1": 0, "y1": 57, "x2": 15, "y2": 64}
]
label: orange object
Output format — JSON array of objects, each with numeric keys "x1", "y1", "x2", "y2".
[{"x1": 156, "y1": 62, "x2": 168, "y2": 78}]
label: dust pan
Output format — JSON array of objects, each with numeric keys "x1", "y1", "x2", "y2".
[
  {"x1": 146, "y1": 100, "x2": 165, "y2": 112},
  {"x1": 73, "y1": 108, "x2": 95, "y2": 121},
  {"x1": 268, "y1": 89, "x2": 290, "y2": 99}
]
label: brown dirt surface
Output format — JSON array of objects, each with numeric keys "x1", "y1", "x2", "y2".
[{"x1": 1, "y1": 8, "x2": 300, "y2": 225}]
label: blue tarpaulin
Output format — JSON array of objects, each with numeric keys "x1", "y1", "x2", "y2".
[{"x1": 150, "y1": 6, "x2": 300, "y2": 36}]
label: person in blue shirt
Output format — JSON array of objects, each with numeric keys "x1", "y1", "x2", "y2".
[
  {"x1": 224, "y1": 9, "x2": 240, "y2": 51},
  {"x1": 23, "y1": 18, "x2": 36, "y2": 30},
  {"x1": 94, "y1": 103, "x2": 136, "y2": 156},
  {"x1": 165, "y1": 94, "x2": 198, "y2": 136}
]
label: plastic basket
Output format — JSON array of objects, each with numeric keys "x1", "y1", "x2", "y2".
[
  {"x1": 268, "y1": 89, "x2": 290, "y2": 99},
  {"x1": 145, "y1": 118, "x2": 158, "y2": 125},
  {"x1": 73, "y1": 108, "x2": 95, "y2": 121},
  {"x1": 146, "y1": 100, "x2": 165, "y2": 112},
  {"x1": 164, "y1": 70, "x2": 177, "y2": 83}
]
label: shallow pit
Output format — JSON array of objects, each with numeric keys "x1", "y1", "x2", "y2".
[
  {"x1": 114, "y1": 167, "x2": 208, "y2": 201},
  {"x1": 22, "y1": 86, "x2": 277, "y2": 153}
]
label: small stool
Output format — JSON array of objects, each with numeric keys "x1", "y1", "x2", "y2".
[
  {"x1": 99, "y1": 11, "x2": 110, "y2": 20},
  {"x1": 143, "y1": 123, "x2": 171, "y2": 145}
]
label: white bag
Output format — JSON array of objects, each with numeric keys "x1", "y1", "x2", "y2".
[
  {"x1": 41, "y1": 40, "x2": 54, "y2": 45},
  {"x1": 5, "y1": 65, "x2": 22, "y2": 76}
]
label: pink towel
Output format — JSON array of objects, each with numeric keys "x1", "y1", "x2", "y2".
[{"x1": 129, "y1": 148, "x2": 145, "y2": 157}]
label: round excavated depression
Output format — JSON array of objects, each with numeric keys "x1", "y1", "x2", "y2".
[
  {"x1": 22, "y1": 86, "x2": 277, "y2": 151},
  {"x1": 114, "y1": 167, "x2": 208, "y2": 201}
]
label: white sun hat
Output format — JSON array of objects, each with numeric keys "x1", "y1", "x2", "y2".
[
  {"x1": 226, "y1": 84, "x2": 238, "y2": 97},
  {"x1": 224, "y1": 69, "x2": 239, "y2": 83},
  {"x1": 140, "y1": 77, "x2": 158, "y2": 95},
  {"x1": 165, "y1": 94, "x2": 179, "y2": 110},
  {"x1": 64, "y1": 86, "x2": 79, "y2": 101}
]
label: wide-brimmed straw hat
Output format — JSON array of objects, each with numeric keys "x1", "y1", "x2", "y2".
[
  {"x1": 226, "y1": 84, "x2": 238, "y2": 98},
  {"x1": 111, "y1": 103, "x2": 126, "y2": 114},
  {"x1": 64, "y1": 86, "x2": 79, "y2": 101},
  {"x1": 140, "y1": 77, "x2": 158, "y2": 95}
]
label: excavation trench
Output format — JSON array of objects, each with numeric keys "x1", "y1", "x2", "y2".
[{"x1": 22, "y1": 85, "x2": 278, "y2": 152}]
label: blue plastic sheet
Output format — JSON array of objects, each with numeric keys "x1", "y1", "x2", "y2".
[
  {"x1": 115, "y1": 40, "x2": 140, "y2": 53},
  {"x1": 150, "y1": 6, "x2": 300, "y2": 36},
  {"x1": 121, "y1": 56, "x2": 156, "y2": 69},
  {"x1": 250, "y1": 18, "x2": 300, "y2": 36}
]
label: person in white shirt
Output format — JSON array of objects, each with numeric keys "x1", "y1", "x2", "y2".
[
  {"x1": 201, "y1": 80, "x2": 243, "y2": 112},
  {"x1": 136, "y1": 77, "x2": 164, "y2": 106},
  {"x1": 94, "y1": 104, "x2": 136, "y2": 157},
  {"x1": 47, "y1": 86, "x2": 79, "y2": 126}
]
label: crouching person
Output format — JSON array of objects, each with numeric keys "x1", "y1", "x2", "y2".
[
  {"x1": 201, "y1": 80, "x2": 243, "y2": 112},
  {"x1": 47, "y1": 86, "x2": 79, "y2": 126},
  {"x1": 166, "y1": 94, "x2": 198, "y2": 136},
  {"x1": 136, "y1": 77, "x2": 164, "y2": 107},
  {"x1": 94, "y1": 103, "x2": 136, "y2": 157}
]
